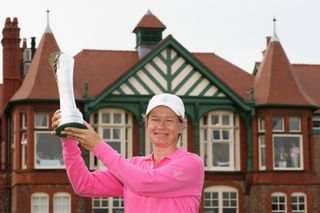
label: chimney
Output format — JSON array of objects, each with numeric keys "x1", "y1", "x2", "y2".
[
  {"x1": 1, "y1": 17, "x2": 22, "y2": 101},
  {"x1": 31, "y1": 37, "x2": 36, "y2": 58}
]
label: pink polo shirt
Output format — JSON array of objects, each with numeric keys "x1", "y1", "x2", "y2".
[{"x1": 61, "y1": 138, "x2": 204, "y2": 213}]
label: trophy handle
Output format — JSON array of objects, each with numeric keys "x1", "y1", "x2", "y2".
[{"x1": 49, "y1": 52, "x2": 87, "y2": 137}]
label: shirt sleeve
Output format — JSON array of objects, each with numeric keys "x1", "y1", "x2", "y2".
[
  {"x1": 61, "y1": 138, "x2": 123, "y2": 197},
  {"x1": 94, "y1": 141, "x2": 204, "y2": 197}
]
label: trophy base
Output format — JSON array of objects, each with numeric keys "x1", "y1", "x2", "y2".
[{"x1": 56, "y1": 122, "x2": 87, "y2": 138}]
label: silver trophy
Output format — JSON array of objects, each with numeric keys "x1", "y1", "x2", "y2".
[{"x1": 49, "y1": 52, "x2": 86, "y2": 137}]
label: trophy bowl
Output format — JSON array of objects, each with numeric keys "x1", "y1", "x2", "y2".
[{"x1": 49, "y1": 52, "x2": 87, "y2": 137}]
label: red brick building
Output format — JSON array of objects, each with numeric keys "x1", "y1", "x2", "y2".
[{"x1": 1, "y1": 11, "x2": 320, "y2": 213}]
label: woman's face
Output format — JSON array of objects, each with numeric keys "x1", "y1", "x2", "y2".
[{"x1": 147, "y1": 106, "x2": 184, "y2": 149}]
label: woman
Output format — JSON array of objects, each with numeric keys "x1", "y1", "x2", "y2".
[{"x1": 52, "y1": 93, "x2": 204, "y2": 212}]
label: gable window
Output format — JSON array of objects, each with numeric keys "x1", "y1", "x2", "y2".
[
  {"x1": 204, "y1": 186, "x2": 238, "y2": 213},
  {"x1": 34, "y1": 131, "x2": 64, "y2": 169},
  {"x1": 273, "y1": 135, "x2": 302, "y2": 170},
  {"x1": 92, "y1": 197, "x2": 124, "y2": 213},
  {"x1": 289, "y1": 117, "x2": 301, "y2": 132},
  {"x1": 272, "y1": 192, "x2": 287, "y2": 213},
  {"x1": 54, "y1": 193, "x2": 71, "y2": 213},
  {"x1": 291, "y1": 193, "x2": 306, "y2": 213},
  {"x1": 89, "y1": 109, "x2": 132, "y2": 169},
  {"x1": 31, "y1": 193, "x2": 49, "y2": 213},
  {"x1": 272, "y1": 116, "x2": 284, "y2": 132},
  {"x1": 200, "y1": 111, "x2": 240, "y2": 171}
]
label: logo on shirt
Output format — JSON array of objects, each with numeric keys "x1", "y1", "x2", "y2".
[{"x1": 173, "y1": 170, "x2": 182, "y2": 180}]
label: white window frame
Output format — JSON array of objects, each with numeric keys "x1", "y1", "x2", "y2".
[
  {"x1": 34, "y1": 131, "x2": 64, "y2": 169},
  {"x1": 92, "y1": 197, "x2": 124, "y2": 213},
  {"x1": 204, "y1": 185, "x2": 238, "y2": 213},
  {"x1": 200, "y1": 111, "x2": 240, "y2": 171},
  {"x1": 54, "y1": 192, "x2": 71, "y2": 213},
  {"x1": 89, "y1": 108, "x2": 133, "y2": 170},
  {"x1": 258, "y1": 135, "x2": 266, "y2": 170},
  {"x1": 21, "y1": 132, "x2": 27, "y2": 169},
  {"x1": 291, "y1": 192, "x2": 307, "y2": 213},
  {"x1": 22, "y1": 112, "x2": 27, "y2": 129},
  {"x1": 31, "y1": 192, "x2": 49, "y2": 213},
  {"x1": 271, "y1": 192, "x2": 287, "y2": 213},
  {"x1": 273, "y1": 134, "x2": 303, "y2": 170},
  {"x1": 258, "y1": 117, "x2": 265, "y2": 133},
  {"x1": 289, "y1": 117, "x2": 301, "y2": 132},
  {"x1": 34, "y1": 112, "x2": 49, "y2": 129},
  {"x1": 272, "y1": 116, "x2": 284, "y2": 132},
  {"x1": 145, "y1": 118, "x2": 188, "y2": 155}
]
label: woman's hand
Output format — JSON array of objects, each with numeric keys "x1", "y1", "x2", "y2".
[
  {"x1": 61, "y1": 121, "x2": 102, "y2": 151},
  {"x1": 51, "y1": 109, "x2": 61, "y2": 134}
]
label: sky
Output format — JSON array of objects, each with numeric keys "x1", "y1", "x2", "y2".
[{"x1": 1, "y1": 0, "x2": 320, "y2": 83}]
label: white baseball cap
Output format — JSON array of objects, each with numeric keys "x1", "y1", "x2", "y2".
[{"x1": 146, "y1": 93, "x2": 185, "y2": 119}]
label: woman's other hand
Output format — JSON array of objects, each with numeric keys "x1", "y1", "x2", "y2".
[{"x1": 61, "y1": 121, "x2": 102, "y2": 151}]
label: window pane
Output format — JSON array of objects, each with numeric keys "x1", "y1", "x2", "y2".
[
  {"x1": 108, "y1": 142, "x2": 120, "y2": 152},
  {"x1": 274, "y1": 136, "x2": 301, "y2": 169},
  {"x1": 271, "y1": 194, "x2": 286, "y2": 213},
  {"x1": 222, "y1": 130, "x2": 230, "y2": 140},
  {"x1": 212, "y1": 143, "x2": 230, "y2": 167},
  {"x1": 103, "y1": 129, "x2": 110, "y2": 139},
  {"x1": 259, "y1": 117, "x2": 265, "y2": 132},
  {"x1": 259, "y1": 136, "x2": 266, "y2": 168},
  {"x1": 289, "y1": 117, "x2": 300, "y2": 131},
  {"x1": 272, "y1": 116, "x2": 283, "y2": 131},
  {"x1": 211, "y1": 115, "x2": 219, "y2": 125},
  {"x1": 102, "y1": 113, "x2": 110, "y2": 123},
  {"x1": 222, "y1": 115, "x2": 230, "y2": 125},
  {"x1": 113, "y1": 113, "x2": 121, "y2": 123},
  {"x1": 291, "y1": 194, "x2": 306, "y2": 213},
  {"x1": 35, "y1": 112, "x2": 48, "y2": 127},
  {"x1": 93, "y1": 113, "x2": 99, "y2": 124},
  {"x1": 113, "y1": 129, "x2": 120, "y2": 139},
  {"x1": 35, "y1": 133, "x2": 64, "y2": 168},
  {"x1": 54, "y1": 194, "x2": 70, "y2": 213},
  {"x1": 212, "y1": 130, "x2": 220, "y2": 140},
  {"x1": 204, "y1": 188, "x2": 238, "y2": 213},
  {"x1": 32, "y1": 194, "x2": 48, "y2": 213}
]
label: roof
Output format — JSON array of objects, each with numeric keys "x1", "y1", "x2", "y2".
[
  {"x1": 292, "y1": 64, "x2": 320, "y2": 106},
  {"x1": 133, "y1": 10, "x2": 166, "y2": 33},
  {"x1": 194, "y1": 52, "x2": 253, "y2": 100},
  {"x1": 73, "y1": 50, "x2": 139, "y2": 98},
  {"x1": 253, "y1": 39, "x2": 315, "y2": 106},
  {"x1": 11, "y1": 31, "x2": 60, "y2": 101}
]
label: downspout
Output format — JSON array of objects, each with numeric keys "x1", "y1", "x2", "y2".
[
  {"x1": 246, "y1": 85, "x2": 256, "y2": 171},
  {"x1": 245, "y1": 116, "x2": 254, "y2": 170},
  {"x1": 194, "y1": 103, "x2": 200, "y2": 155},
  {"x1": 244, "y1": 86, "x2": 255, "y2": 194}
]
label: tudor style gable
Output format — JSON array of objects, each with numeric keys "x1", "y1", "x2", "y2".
[{"x1": 112, "y1": 47, "x2": 225, "y2": 97}]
